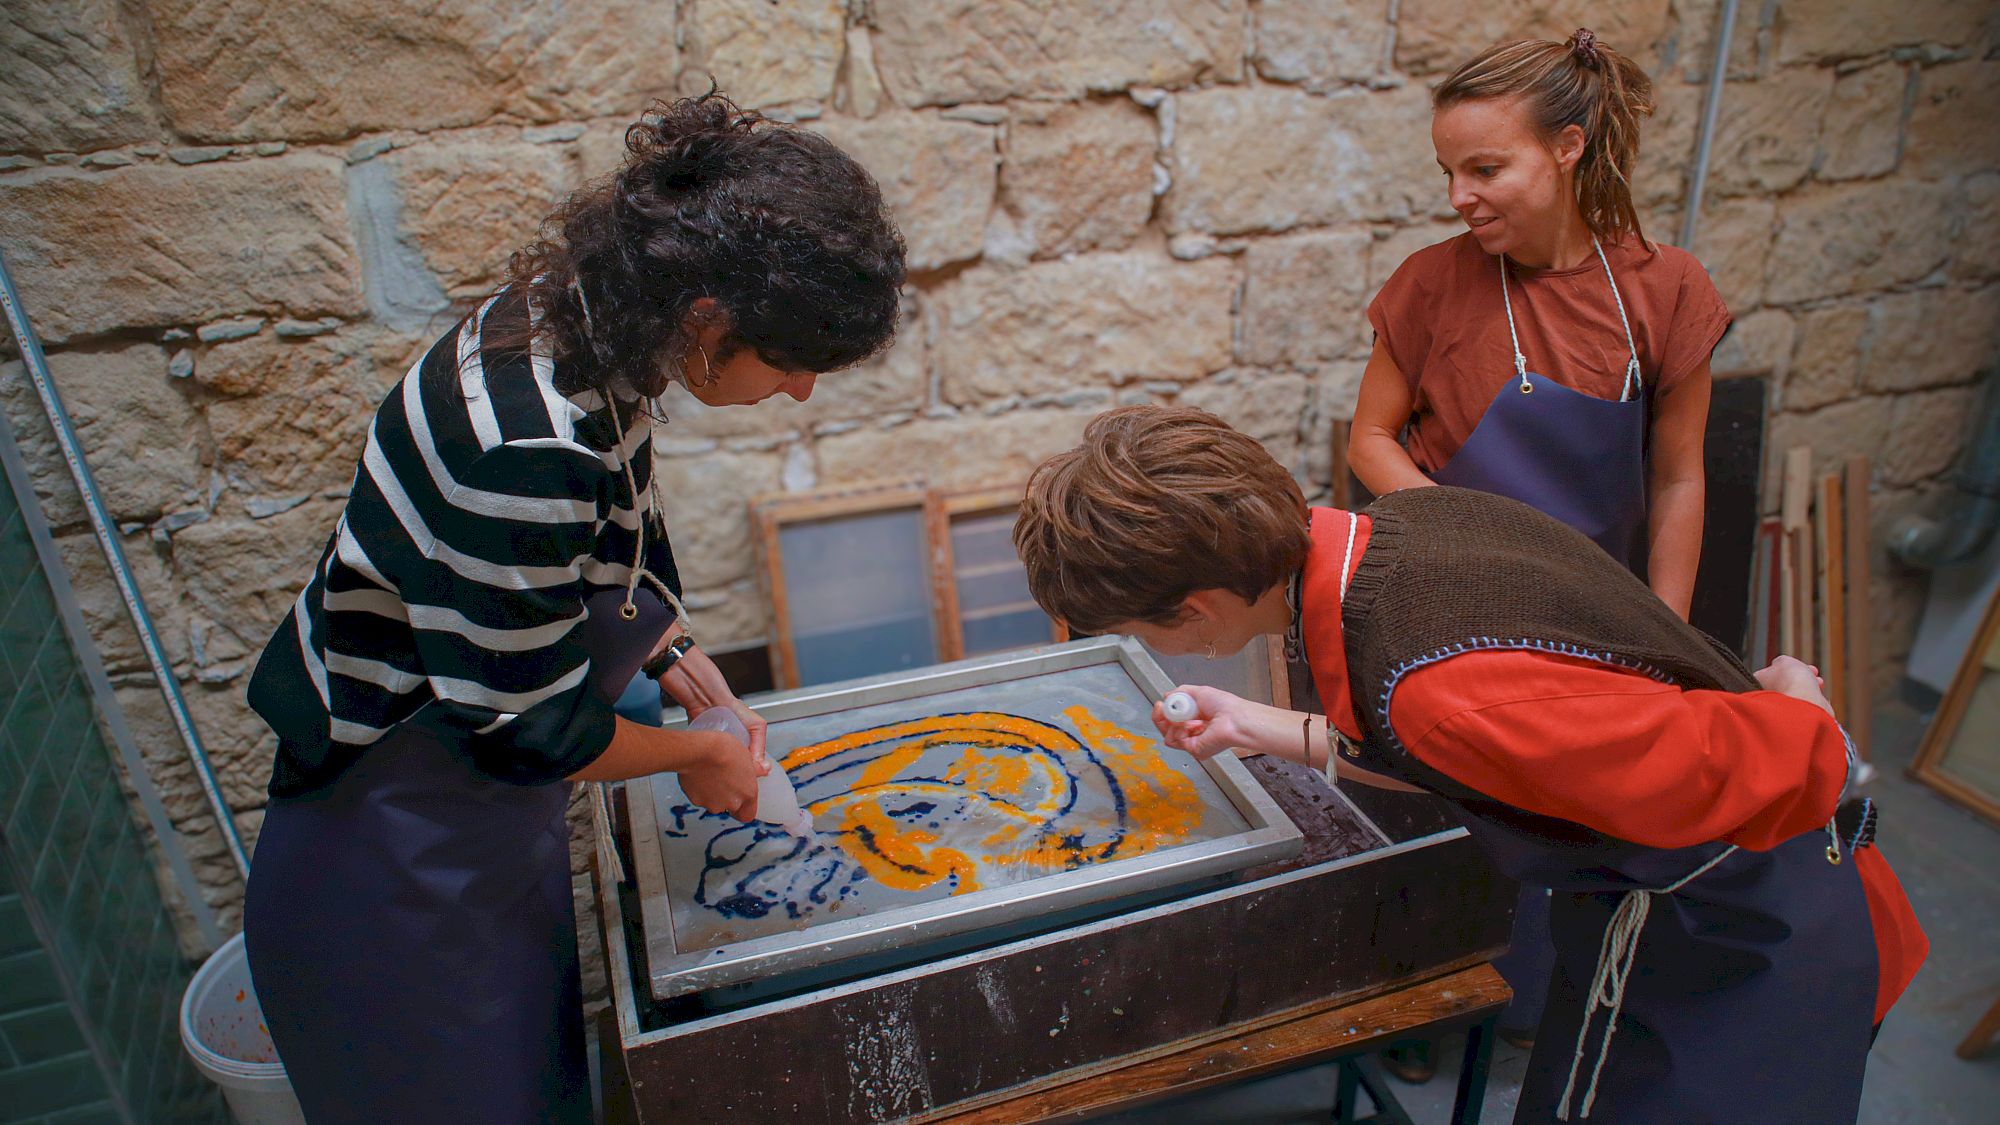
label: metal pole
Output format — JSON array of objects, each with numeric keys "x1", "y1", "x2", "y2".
[
  {"x1": 0, "y1": 247, "x2": 250, "y2": 883},
  {"x1": 1679, "y1": 0, "x2": 1741, "y2": 250}
]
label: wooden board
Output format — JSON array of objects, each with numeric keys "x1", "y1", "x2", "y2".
[
  {"x1": 1330, "y1": 419, "x2": 1353, "y2": 510},
  {"x1": 1781, "y1": 446, "x2": 1814, "y2": 660},
  {"x1": 752, "y1": 480, "x2": 942, "y2": 690},
  {"x1": 1689, "y1": 375, "x2": 1768, "y2": 655},
  {"x1": 1818, "y1": 472, "x2": 1847, "y2": 727},
  {"x1": 1909, "y1": 583, "x2": 2000, "y2": 827},
  {"x1": 1750, "y1": 518, "x2": 1784, "y2": 667},
  {"x1": 933, "y1": 486, "x2": 1064, "y2": 661},
  {"x1": 1267, "y1": 636, "x2": 1292, "y2": 711},
  {"x1": 1843, "y1": 458, "x2": 1874, "y2": 759},
  {"x1": 926, "y1": 963, "x2": 1510, "y2": 1124}
]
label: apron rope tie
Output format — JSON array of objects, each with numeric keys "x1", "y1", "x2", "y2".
[
  {"x1": 1497, "y1": 238, "x2": 1645, "y2": 402},
  {"x1": 573, "y1": 277, "x2": 691, "y2": 633},
  {"x1": 1557, "y1": 843, "x2": 1741, "y2": 1120},
  {"x1": 1591, "y1": 238, "x2": 1644, "y2": 403},
  {"x1": 1499, "y1": 259, "x2": 1532, "y2": 393},
  {"x1": 576, "y1": 276, "x2": 691, "y2": 887},
  {"x1": 607, "y1": 395, "x2": 690, "y2": 631}
]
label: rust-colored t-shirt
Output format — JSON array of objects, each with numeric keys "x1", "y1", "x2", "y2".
[{"x1": 1366, "y1": 232, "x2": 1732, "y2": 472}]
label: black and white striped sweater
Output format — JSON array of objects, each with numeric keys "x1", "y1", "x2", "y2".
[{"x1": 249, "y1": 291, "x2": 680, "y2": 797}]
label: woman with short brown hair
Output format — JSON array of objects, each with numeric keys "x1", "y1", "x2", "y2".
[{"x1": 1018, "y1": 405, "x2": 1924, "y2": 1123}]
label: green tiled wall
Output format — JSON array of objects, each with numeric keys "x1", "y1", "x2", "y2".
[{"x1": 0, "y1": 477, "x2": 221, "y2": 1121}]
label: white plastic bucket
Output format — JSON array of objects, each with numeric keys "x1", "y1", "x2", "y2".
[{"x1": 179, "y1": 932, "x2": 306, "y2": 1124}]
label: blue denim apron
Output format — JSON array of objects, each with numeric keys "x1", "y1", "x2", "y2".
[{"x1": 244, "y1": 587, "x2": 672, "y2": 1123}]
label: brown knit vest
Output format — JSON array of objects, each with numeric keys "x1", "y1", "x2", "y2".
[{"x1": 1342, "y1": 486, "x2": 1758, "y2": 811}]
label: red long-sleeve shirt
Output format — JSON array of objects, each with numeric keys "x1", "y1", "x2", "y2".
[{"x1": 1312, "y1": 509, "x2": 1926, "y2": 1023}]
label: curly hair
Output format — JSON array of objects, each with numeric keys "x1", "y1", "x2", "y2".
[
  {"x1": 478, "y1": 89, "x2": 907, "y2": 399},
  {"x1": 1435, "y1": 30, "x2": 1656, "y2": 245}
]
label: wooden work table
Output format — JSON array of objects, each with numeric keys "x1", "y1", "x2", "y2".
[{"x1": 929, "y1": 962, "x2": 1510, "y2": 1124}]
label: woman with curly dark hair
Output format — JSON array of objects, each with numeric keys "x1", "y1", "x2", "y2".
[{"x1": 241, "y1": 91, "x2": 905, "y2": 1122}]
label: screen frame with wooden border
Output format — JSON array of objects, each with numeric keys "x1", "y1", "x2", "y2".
[
  {"x1": 931, "y1": 485, "x2": 1067, "y2": 662},
  {"x1": 751, "y1": 479, "x2": 950, "y2": 691},
  {"x1": 1909, "y1": 582, "x2": 2000, "y2": 827}
]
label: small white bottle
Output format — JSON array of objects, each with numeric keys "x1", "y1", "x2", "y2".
[
  {"x1": 685, "y1": 707, "x2": 815, "y2": 839},
  {"x1": 1162, "y1": 691, "x2": 1199, "y2": 723}
]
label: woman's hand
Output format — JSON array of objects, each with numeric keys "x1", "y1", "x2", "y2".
[
  {"x1": 1755, "y1": 655, "x2": 1834, "y2": 716},
  {"x1": 660, "y1": 642, "x2": 770, "y2": 774},
  {"x1": 699, "y1": 693, "x2": 771, "y2": 773},
  {"x1": 675, "y1": 730, "x2": 763, "y2": 822},
  {"x1": 1152, "y1": 685, "x2": 1299, "y2": 763}
]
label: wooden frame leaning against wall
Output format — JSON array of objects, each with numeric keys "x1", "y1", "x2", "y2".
[
  {"x1": 1910, "y1": 581, "x2": 2000, "y2": 826},
  {"x1": 751, "y1": 480, "x2": 1066, "y2": 691}
]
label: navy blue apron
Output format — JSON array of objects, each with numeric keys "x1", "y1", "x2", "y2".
[
  {"x1": 245, "y1": 587, "x2": 672, "y2": 1123},
  {"x1": 1431, "y1": 244, "x2": 1650, "y2": 1035},
  {"x1": 1337, "y1": 733, "x2": 1879, "y2": 1123},
  {"x1": 1339, "y1": 246, "x2": 1879, "y2": 1118}
]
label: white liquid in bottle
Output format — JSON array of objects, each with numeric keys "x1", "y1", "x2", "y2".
[{"x1": 685, "y1": 708, "x2": 816, "y2": 840}]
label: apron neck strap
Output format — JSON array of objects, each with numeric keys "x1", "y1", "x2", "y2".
[
  {"x1": 1590, "y1": 238, "x2": 1645, "y2": 402},
  {"x1": 1499, "y1": 260, "x2": 1531, "y2": 393},
  {"x1": 1498, "y1": 237, "x2": 1646, "y2": 402}
]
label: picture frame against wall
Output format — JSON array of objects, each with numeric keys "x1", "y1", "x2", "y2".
[
  {"x1": 752, "y1": 481, "x2": 1074, "y2": 691},
  {"x1": 933, "y1": 486, "x2": 1065, "y2": 662},
  {"x1": 1910, "y1": 582, "x2": 2000, "y2": 826},
  {"x1": 752, "y1": 480, "x2": 950, "y2": 690}
]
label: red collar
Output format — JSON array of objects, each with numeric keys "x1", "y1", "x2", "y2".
[{"x1": 1298, "y1": 507, "x2": 1371, "y2": 742}]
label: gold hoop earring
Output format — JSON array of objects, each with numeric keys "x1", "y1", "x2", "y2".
[
  {"x1": 1202, "y1": 633, "x2": 1218, "y2": 661},
  {"x1": 686, "y1": 344, "x2": 716, "y2": 389}
]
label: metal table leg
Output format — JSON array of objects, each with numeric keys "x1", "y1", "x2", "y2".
[
  {"x1": 1331, "y1": 1057, "x2": 1418, "y2": 1125},
  {"x1": 1450, "y1": 1016, "x2": 1498, "y2": 1125}
]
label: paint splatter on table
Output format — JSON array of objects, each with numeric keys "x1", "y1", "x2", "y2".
[{"x1": 651, "y1": 662, "x2": 1250, "y2": 950}]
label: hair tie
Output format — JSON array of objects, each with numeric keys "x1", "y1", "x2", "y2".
[{"x1": 1570, "y1": 28, "x2": 1602, "y2": 69}]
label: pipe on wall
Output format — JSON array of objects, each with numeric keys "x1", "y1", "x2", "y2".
[
  {"x1": 1679, "y1": 0, "x2": 1742, "y2": 250},
  {"x1": 1891, "y1": 373, "x2": 2000, "y2": 569}
]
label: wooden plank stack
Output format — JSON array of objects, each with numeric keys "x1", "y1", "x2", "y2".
[{"x1": 1763, "y1": 447, "x2": 1876, "y2": 758}]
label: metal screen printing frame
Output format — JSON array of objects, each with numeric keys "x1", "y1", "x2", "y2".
[{"x1": 628, "y1": 635, "x2": 1303, "y2": 1000}]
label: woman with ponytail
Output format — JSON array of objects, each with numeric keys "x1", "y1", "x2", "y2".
[
  {"x1": 242, "y1": 90, "x2": 905, "y2": 1122},
  {"x1": 1347, "y1": 31, "x2": 1731, "y2": 1073},
  {"x1": 1352, "y1": 35, "x2": 1744, "y2": 1080},
  {"x1": 1351, "y1": 30, "x2": 1724, "y2": 610}
]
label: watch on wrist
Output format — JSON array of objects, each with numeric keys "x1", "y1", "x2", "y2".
[{"x1": 642, "y1": 632, "x2": 697, "y2": 680}]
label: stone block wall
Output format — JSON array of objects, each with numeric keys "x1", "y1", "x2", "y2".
[{"x1": 2, "y1": 1, "x2": 1995, "y2": 947}]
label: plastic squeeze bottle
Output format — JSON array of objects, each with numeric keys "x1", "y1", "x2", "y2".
[
  {"x1": 685, "y1": 707, "x2": 815, "y2": 840},
  {"x1": 1162, "y1": 691, "x2": 1199, "y2": 723}
]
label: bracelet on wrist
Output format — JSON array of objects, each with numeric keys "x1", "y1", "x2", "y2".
[{"x1": 642, "y1": 632, "x2": 697, "y2": 680}]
